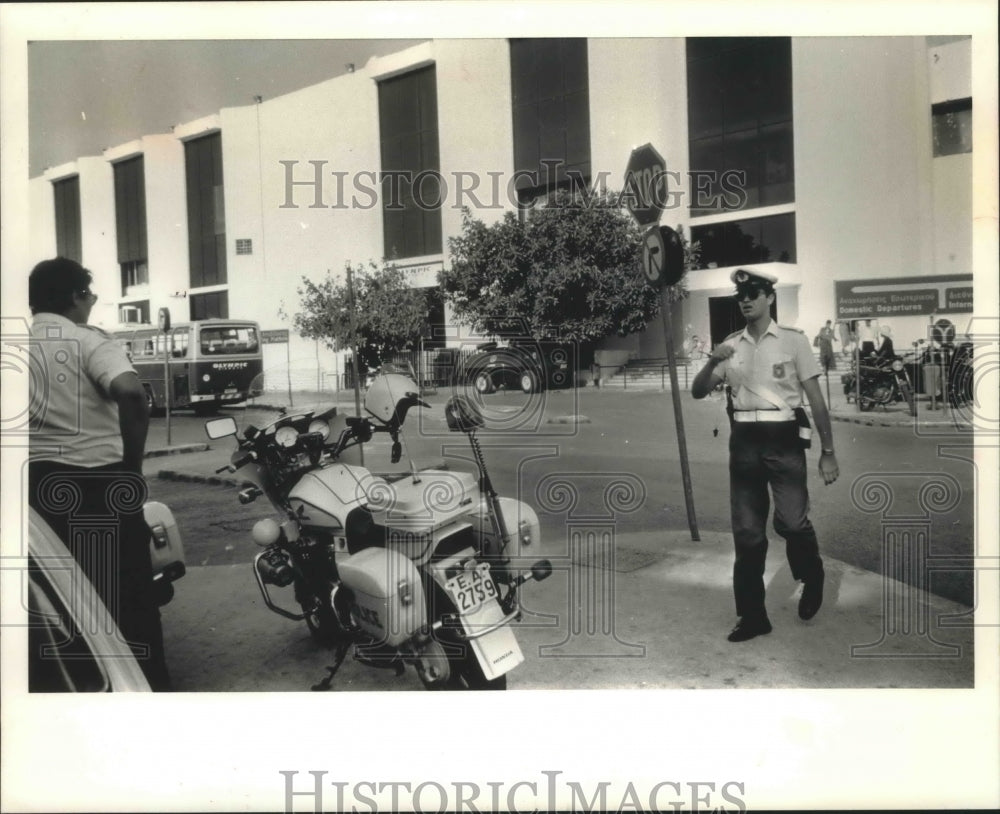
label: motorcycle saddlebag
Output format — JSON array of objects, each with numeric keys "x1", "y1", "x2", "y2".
[
  {"x1": 337, "y1": 547, "x2": 427, "y2": 647},
  {"x1": 144, "y1": 501, "x2": 186, "y2": 584}
]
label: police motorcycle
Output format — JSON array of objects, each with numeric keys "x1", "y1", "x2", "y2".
[
  {"x1": 204, "y1": 372, "x2": 552, "y2": 690},
  {"x1": 841, "y1": 352, "x2": 916, "y2": 416}
]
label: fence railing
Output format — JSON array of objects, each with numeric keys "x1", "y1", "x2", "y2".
[{"x1": 591, "y1": 359, "x2": 693, "y2": 390}]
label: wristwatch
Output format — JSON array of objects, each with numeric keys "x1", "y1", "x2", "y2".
[{"x1": 821, "y1": 448, "x2": 835, "y2": 455}]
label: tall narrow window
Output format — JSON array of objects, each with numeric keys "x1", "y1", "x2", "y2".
[
  {"x1": 932, "y1": 97, "x2": 972, "y2": 156},
  {"x1": 114, "y1": 156, "x2": 149, "y2": 297},
  {"x1": 53, "y1": 176, "x2": 82, "y2": 263},
  {"x1": 510, "y1": 38, "x2": 591, "y2": 206},
  {"x1": 378, "y1": 65, "x2": 442, "y2": 260},
  {"x1": 189, "y1": 291, "x2": 229, "y2": 320},
  {"x1": 185, "y1": 133, "x2": 227, "y2": 288},
  {"x1": 687, "y1": 37, "x2": 794, "y2": 216}
]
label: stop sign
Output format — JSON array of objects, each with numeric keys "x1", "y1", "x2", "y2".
[{"x1": 624, "y1": 143, "x2": 669, "y2": 226}]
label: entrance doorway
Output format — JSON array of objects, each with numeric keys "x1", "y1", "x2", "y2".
[{"x1": 708, "y1": 295, "x2": 777, "y2": 346}]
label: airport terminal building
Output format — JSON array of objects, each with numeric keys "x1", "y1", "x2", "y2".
[{"x1": 29, "y1": 36, "x2": 973, "y2": 384}]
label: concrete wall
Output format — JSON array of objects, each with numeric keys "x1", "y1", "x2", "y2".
[
  {"x1": 140, "y1": 134, "x2": 189, "y2": 324},
  {"x1": 792, "y1": 37, "x2": 936, "y2": 346},
  {"x1": 928, "y1": 38, "x2": 973, "y2": 300}
]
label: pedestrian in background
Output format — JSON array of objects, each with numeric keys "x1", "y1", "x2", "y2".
[
  {"x1": 692, "y1": 268, "x2": 839, "y2": 642},
  {"x1": 814, "y1": 320, "x2": 837, "y2": 373},
  {"x1": 838, "y1": 320, "x2": 853, "y2": 358},
  {"x1": 27, "y1": 257, "x2": 171, "y2": 690},
  {"x1": 874, "y1": 324, "x2": 895, "y2": 365},
  {"x1": 857, "y1": 319, "x2": 877, "y2": 358}
]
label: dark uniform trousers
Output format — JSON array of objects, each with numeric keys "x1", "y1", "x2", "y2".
[
  {"x1": 729, "y1": 421, "x2": 823, "y2": 618},
  {"x1": 28, "y1": 460, "x2": 172, "y2": 691}
]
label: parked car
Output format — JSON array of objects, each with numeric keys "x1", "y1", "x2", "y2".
[
  {"x1": 458, "y1": 339, "x2": 575, "y2": 394},
  {"x1": 27, "y1": 504, "x2": 185, "y2": 692}
]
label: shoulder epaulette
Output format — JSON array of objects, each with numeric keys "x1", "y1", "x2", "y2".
[
  {"x1": 724, "y1": 329, "x2": 742, "y2": 341},
  {"x1": 80, "y1": 324, "x2": 113, "y2": 340},
  {"x1": 776, "y1": 324, "x2": 805, "y2": 334}
]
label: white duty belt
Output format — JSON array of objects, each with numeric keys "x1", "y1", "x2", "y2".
[
  {"x1": 733, "y1": 379, "x2": 795, "y2": 422},
  {"x1": 733, "y1": 409, "x2": 795, "y2": 423}
]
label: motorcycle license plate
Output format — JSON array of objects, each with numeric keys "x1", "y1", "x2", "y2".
[
  {"x1": 224, "y1": 387, "x2": 238, "y2": 395},
  {"x1": 446, "y1": 565, "x2": 497, "y2": 614}
]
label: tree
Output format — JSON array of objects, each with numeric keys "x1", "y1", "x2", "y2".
[
  {"x1": 441, "y1": 188, "x2": 697, "y2": 344},
  {"x1": 288, "y1": 261, "x2": 432, "y2": 376}
]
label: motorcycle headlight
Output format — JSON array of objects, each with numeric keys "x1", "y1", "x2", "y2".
[
  {"x1": 252, "y1": 518, "x2": 282, "y2": 546},
  {"x1": 308, "y1": 419, "x2": 331, "y2": 440},
  {"x1": 891, "y1": 360, "x2": 904, "y2": 372}
]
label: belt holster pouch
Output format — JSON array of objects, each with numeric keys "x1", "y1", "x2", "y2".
[
  {"x1": 725, "y1": 386, "x2": 735, "y2": 428},
  {"x1": 794, "y1": 407, "x2": 812, "y2": 449}
]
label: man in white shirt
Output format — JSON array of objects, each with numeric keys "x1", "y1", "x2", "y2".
[
  {"x1": 28, "y1": 257, "x2": 171, "y2": 690},
  {"x1": 692, "y1": 268, "x2": 839, "y2": 642}
]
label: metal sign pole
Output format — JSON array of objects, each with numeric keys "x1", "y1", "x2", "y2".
[
  {"x1": 625, "y1": 142, "x2": 700, "y2": 542},
  {"x1": 158, "y1": 307, "x2": 172, "y2": 447},
  {"x1": 163, "y1": 338, "x2": 171, "y2": 447},
  {"x1": 346, "y1": 266, "x2": 364, "y2": 466},
  {"x1": 287, "y1": 339, "x2": 293, "y2": 408},
  {"x1": 660, "y1": 290, "x2": 700, "y2": 542}
]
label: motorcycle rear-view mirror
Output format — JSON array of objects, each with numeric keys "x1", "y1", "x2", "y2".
[{"x1": 205, "y1": 416, "x2": 238, "y2": 440}]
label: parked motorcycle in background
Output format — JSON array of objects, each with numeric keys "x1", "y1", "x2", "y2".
[
  {"x1": 841, "y1": 353, "x2": 917, "y2": 416},
  {"x1": 205, "y1": 372, "x2": 552, "y2": 690}
]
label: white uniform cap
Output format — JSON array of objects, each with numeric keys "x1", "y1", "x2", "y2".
[{"x1": 730, "y1": 267, "x2": 779, "y2": 286}]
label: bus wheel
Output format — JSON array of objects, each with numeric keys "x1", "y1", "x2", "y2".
[
  {"x1": 193, "y1": 402, "x2": 219, "y2": 417},
  {"x1": 144, "y1": 386, "x2": 164, "y2": 417}
]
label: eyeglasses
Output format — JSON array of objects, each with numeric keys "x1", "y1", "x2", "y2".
[
  {"x1": 734, "y1": 287, "x2": 767, "y2": 302},
  {"x1": 78, "y1": 289, "x2": 98, "y2": 303}
]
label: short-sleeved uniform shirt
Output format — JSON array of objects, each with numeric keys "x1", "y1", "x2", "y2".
[
  {"x1": 29, "y1": 313, "x2": 136, "y2": 467},
  {"x1": 715, "y1": 321, "x2": 821, "y2": 411}
]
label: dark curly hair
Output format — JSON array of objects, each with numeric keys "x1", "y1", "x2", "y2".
[{"x1": 28, "y1": 257, "x2": 93, "y2": 315}]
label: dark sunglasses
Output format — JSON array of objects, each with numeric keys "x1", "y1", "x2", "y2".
[{"x1": 734, "y1": 286, "x2": 768, "y2": 302}]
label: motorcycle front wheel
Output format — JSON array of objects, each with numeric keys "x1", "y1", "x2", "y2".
[{"x1": 898, "y1": 381, "x2": 916, "y2": 417}]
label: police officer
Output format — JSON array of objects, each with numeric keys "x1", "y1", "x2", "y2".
[
  {"x1": 28, "y1": 257, "x2": 171, "y2": 689},
  {"x1": 692, "y1": 268, "x2": 840, "y2": 642}
]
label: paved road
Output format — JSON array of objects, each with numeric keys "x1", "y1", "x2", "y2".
[
  {"x1": 148, "y1": 387, "x2": 975, "y2": 606},
  {"x1": 140, "y1": 386, "x2": 979, "y2": 692}
]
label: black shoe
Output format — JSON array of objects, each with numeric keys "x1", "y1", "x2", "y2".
[
  {"x1": 798, "y1": 570, "x2": 825, "y2": 620},
  {"x1": 727, "y1": 615, "x2": 772, "y2": 642}
]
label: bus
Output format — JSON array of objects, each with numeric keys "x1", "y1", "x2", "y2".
[{"x1": 114, "y1": 319, "x2": 264, "y2": 415}]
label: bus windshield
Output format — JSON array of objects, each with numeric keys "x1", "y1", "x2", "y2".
[{"x1": 200, "y1": 325, "x2": 260, "y2": 355}]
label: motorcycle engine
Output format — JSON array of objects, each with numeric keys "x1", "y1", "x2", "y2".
[{"x1": 256, "y1": 546, "x2": 294, "y2": 587}]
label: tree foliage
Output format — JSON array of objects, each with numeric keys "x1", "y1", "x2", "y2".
[
  {"x1": 441, "y1": 189, "x2": 697, "y2": 343},
  {"x1": 289, "y1": 261, "x2": 431, "y2": 375}
]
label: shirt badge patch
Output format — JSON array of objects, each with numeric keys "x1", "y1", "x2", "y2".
[{"x1": 772, "y1": 362, "x2": 786, "y2": 379}]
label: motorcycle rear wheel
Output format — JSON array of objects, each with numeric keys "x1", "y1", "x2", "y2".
[
  {"x1": 304, "y1": 600, "x2": 342, "y2": 646},
  {"x1": 422, "y1": 587, "x2": 507, "y2": 691}
]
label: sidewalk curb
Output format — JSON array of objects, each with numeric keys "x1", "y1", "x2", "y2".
[
  {"x1": 157, "y1": 469, "x2": 252, "y2": 489},
  {"x1": 547, "y1": 414, "x2": 592, "y2": 424},
  {"x1": 828, "y1": 413, "x2": 970, "y2": 430},
  {"x1": 144, "y1": 443, "x2": 211, "y2": 458}
]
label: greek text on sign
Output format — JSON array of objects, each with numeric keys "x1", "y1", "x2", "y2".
[
  {"x1": 261, "y1": 329, "x2": 290, "y2": 344},
  {"x1": 834, "y1": 275, "x2": 973, "y2": 318}
]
